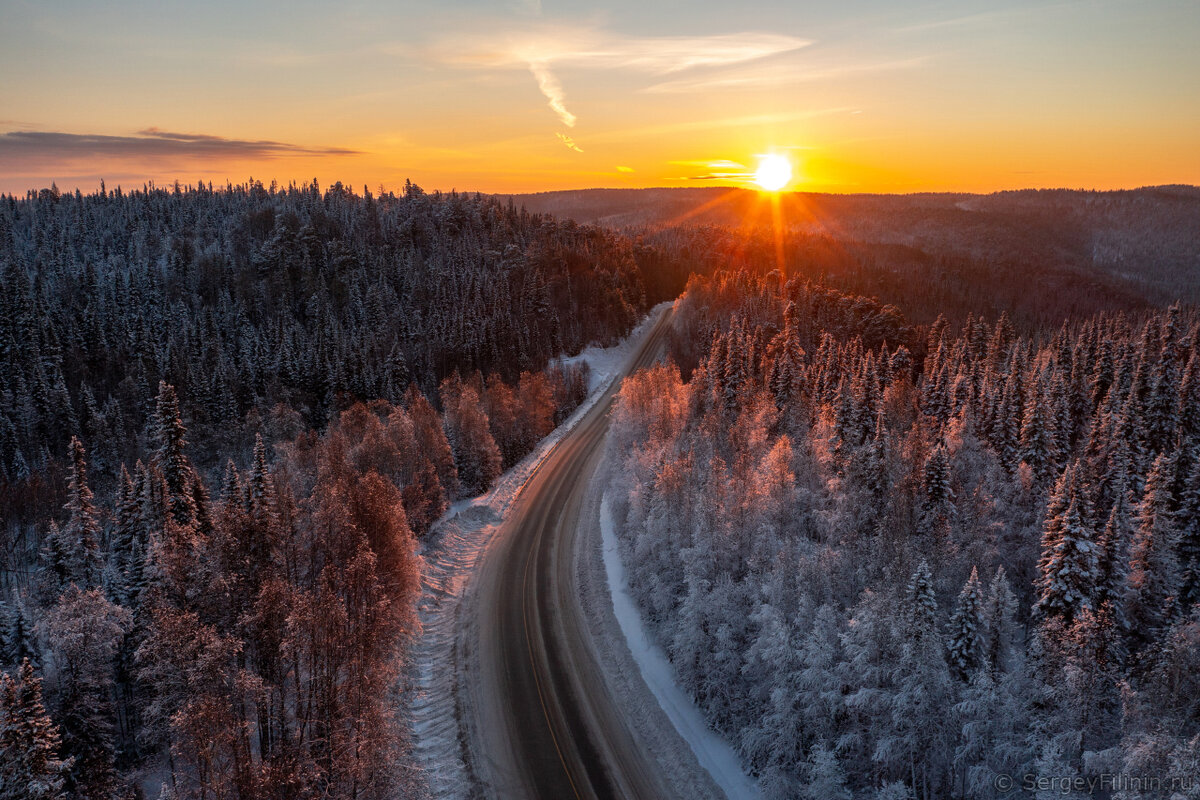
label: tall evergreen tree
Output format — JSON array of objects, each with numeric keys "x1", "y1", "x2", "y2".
[
  {"x1": 153, "y1": 382, "x2": 194, "y2": 526},
  {"x1": 1125, "y1": 452, "x2": 1180, "y2": 647},
  {"x1": 946, "y1": 567, "x2": 985, "y2": 681},
  {"x1": 0, "y1": 660, "x2": 70, "y2": 800},
  {"x1": 1034, "y1": 466, "x2": 1099, "y2": 625},
  {"x1": 62, "y1": 437, "x2": 104, "y2": 590}
]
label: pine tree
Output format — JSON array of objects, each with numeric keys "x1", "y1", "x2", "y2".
[
  {"x1": 440, "y1": 377, "x2": 502, "y2": 496},
  {"x1": 946, "y1": 567, "x2": 985, "y2": 680},
  {"x1": 38, "y1": 587, "x2": 129, "y2": 800},
  {"x1": 0, "y1": 660, "x2": 71, "y2": 800}
]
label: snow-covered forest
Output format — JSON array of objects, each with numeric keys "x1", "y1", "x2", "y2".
[
  {"x1": 606, "y1": 271, "x2": 1200, "y2": 799},
  {"x1": 2, "y1": 178, "x2": 1198, "y2": 799},
  {"x1": 0, "y1": 181, "x2": 646, "y2": 798}
]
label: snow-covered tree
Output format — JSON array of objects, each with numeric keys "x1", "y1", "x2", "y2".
[
  {"x1": 947, "y1": 567, "x2": 985, "y2": 681},
  {"x1": 1034, "y1": 466, "x2": 1099, "y2": 625},
  {"x1": 62, "y1": 437, "x2": 103, "y2": 590},
  {"x1": 0, "y1": 660, "x2": 70, "y2": 800}
]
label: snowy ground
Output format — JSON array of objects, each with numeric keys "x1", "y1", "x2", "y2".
[
  {"x1": 404, "y1": 304, "x2": 672, "y2": 798},
  {"x1": 599, "y1": 493, "x2": 762, "y2": 800}
]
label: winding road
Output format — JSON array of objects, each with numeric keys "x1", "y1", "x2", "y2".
[{"x1": 461, "y1": 307, "x2": 676, "y2": 799}]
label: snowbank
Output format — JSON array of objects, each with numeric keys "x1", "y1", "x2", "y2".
[{"x1": 600, "y1": 493, "x2": 763, "y2": 800}]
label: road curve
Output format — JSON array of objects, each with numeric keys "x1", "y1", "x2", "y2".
[{"x1": 462, "y1": 307, "x2": 677, "y2": 800}]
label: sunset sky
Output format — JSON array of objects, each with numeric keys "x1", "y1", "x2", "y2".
[{"x1": 1, "y1": 0, "x2": 1197, "y2": 195}]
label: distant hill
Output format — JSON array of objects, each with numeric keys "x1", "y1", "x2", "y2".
[{"x1": 499, "y1": 186, "x2": 1200, "y2": 303}]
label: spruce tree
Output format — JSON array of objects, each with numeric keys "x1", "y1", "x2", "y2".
[
  {"x1": 1019, "y1": 378, "x2": 1057, "y2": 485},
  {"x1": 1125, "y1": 452, "x2": 1180, "y2": 647},
  {"x1": 63, "y1": 437, "x2": 103, "y2": 590},
  {"x1": 920, "y1": 442, "x2": 954, "y2": 531},
  {"x1": 1034, "y1": 466, "x2": 1099, "y2": 625},
  {"x1": 983, "y1": 566, "x2": 1017, "y2": 672},
  {"x1": 906, "y1": 560, "x2": 939, "y2": 635},
  {"x1": 107, "y1": 465, "x2": 138, "y2": 605},
  {"x1": 153, "y1": 382, "x2": 194, "y2": 526},
  {"x1": 1176, "y1": 454, "x2": 1200, "y2": 607},
  {"x1": 946, "y1": 567, "x2": 985, "y2": 680},
  {"x1": 0, "y1": 660, "x2": 70, "y2": 800}
]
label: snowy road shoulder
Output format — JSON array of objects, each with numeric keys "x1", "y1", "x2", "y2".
[{"x1": 599, "y1": 492, "x2": 763, "y2": 800}]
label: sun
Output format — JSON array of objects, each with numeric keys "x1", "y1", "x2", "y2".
[{"x1": 754, "y1": 154, "x2": 793, "y2": 191}]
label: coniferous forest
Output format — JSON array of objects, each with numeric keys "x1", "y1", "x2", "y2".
[
  {"x1": 1, "y1": 180, "x2": 1198, "y2": 799},
  {"x1": 0, "y1": 181, "x2": 646, "y2": 798},
  {"x1": 606, "y1": 271, "x2": 1200, "y2": 798}
]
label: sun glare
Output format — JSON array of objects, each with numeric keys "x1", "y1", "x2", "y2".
[{"x1": 754, "y1": 154, "x2": 792, "y2": 191}]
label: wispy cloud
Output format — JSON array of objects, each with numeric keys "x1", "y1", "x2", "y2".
[
  {"x1": 0, "y1": 128, "x2": 359, "y2": 164},
  {"x1": 555, "y1": 132, "x2": 583, "y2": 153},
  {"x1": 441, "y1": 28, "x2": 810, "y2": 74},
  {"x1": 533, "y1": 64, "x2": 576, "y2": 127},
  {"x1": 616, "y1": 166, "x2": 634, "y2": 173},
  {"x1": 434, "y1": 26, "x2": 810, "y2": 135},
  {"x1": 895, "y1": 1, "x2": 1085, "y2": 35},
  {"x1": 643, "y1": 57, "x2": 927, "y2": 93}
]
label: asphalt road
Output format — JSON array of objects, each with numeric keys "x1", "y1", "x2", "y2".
[{"x1": 465, "y1": 308, "x2": 677, "y2": 800}]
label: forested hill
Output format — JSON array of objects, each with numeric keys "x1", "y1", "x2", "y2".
[
  {"x1": 504, "y1": 186, "x2": 1200, "y2": 312},
  {"x1": 0, "y1": 180, "x2": 648, "y2": 487},
  {"x1": 607, "y1": 268, "x2": 1200, "y2": 799},
  {"x1": 0, "y1": 181, "x2": 651, "y2": 799}
]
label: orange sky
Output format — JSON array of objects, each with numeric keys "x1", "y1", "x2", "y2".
[{"x1": 1, "y1": 0, "x2": 1198, "y2": 195}]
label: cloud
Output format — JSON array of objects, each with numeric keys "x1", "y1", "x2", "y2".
[
  {"x1": 643, "y1": 57, "x2": 927, "y2": 93},
  {"x1": 436, "y1": 27, "x2": 810, "y2": 129},
  {"x1": 555, "y1": 132, "x2": 583, "y2": 153},
  {"x1": 444, "y1": 29, "x2": 809, "y2": 74},
  {"x1": 616, "y1": 166, "x2": 634, "y2": 173},
  {"x1": 532, "y1": 64, "x2": 576, "y2": 127},
  {"x1": 0, "y1": 128, "x2": 359, "y2": 164}
]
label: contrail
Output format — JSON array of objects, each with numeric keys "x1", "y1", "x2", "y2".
[{"x1": 529, "y1": 61, "x2": 576, "y2": 127}]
